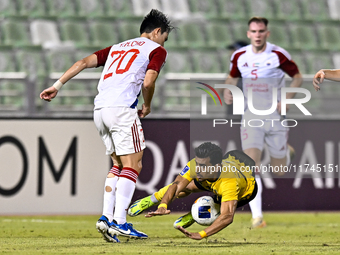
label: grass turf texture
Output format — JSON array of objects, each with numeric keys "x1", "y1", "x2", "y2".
[{"x1": 1, "y1": 213, "x2": 340, "y2": 254}]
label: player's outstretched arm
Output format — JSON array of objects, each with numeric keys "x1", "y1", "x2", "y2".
[
  {"x1": 146, "y1": 175, "x2": 189, "y2": 217},
  {"x1": 177, "y1": 200, "x2": 237, "y2": 240},
  {"x1": 313, "y1": 69, "x2": 340, "y2": 91},
  {"x1": 139, "y1": 69, "x2": 158, "y2": 118},
  {"x1": 40, "y1": 54, "x2": 98, "y2": 102}
]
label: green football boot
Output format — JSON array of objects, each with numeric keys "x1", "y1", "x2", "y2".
[
  {"x1": 173, "y1": 212, "x2": 195, "y2": 229},
  {"x1": 128, "y1": 195, "x2": 158, "y2": 217}
]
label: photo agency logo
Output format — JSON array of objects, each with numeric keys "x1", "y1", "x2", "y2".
[{"x1": 197, "y1": 82, "x2": 312, "y2": 128}]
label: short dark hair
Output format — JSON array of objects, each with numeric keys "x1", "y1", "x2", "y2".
[
  {"x1": 194, "y1": 142, "x2": 223, "y2": 165},
  {"x1": 248, "y1": 16, "x2": 268, "y2": 27},
  {"x1": 140, "y1": 9, "x2": 174, "y2": 34}
]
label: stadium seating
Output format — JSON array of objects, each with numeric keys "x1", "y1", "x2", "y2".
[
  {"x1": 103, "y1": 0, "x2": 135, "y2": 18},
  {"x1": 245, "y1": 0, "x2": 276, "y2": 20},
  {"x1": 217, "y1": 0, "x2": 248, "y2": 20},
  {"x1": 0, "y1": 0, "x2": 339, "y2": 117},
  {"x1": 316, "y1": 21, "x2": 340, "y2": 51},
  {"x1": 188, "y1": 0, "x2": 219, "y2": 19},
  {"x1": 132, "y1": 0, "x2": 162, "y2": 17},
  {"x1": 304, "y1": 50, "x2": 334, "y2": 74},
  {"x1": 162, "y1": 48, "x2": 193, "y2": 73},
  {"x1": 0, "y1": 46, "x2": 17, "y2": 72},
  {"x1": 0, "y1": 0, "x2": 18, "y2": 16},
  {"x1": 288, "y1": 21, "x2": 318, "y2": 50},
  {"x1": 230, "y1": 20, "x2": 249, "y2": 42},
  {"x1": 1, "y1": 18, "x2": 32, "y2": 46},
  {"x1": 59, "y1": 17, "x2": 90, "y2": 47},
  {"x1": 15, "y1": 46, "x2": 46, "y2": 78},
  {"x1": 160, "y1": 0, "x2": 190, "y2": 19},
  {"x1": 89, "y1": 18, "x2": 119, "y2": 48},
  {"x1": 0, "y1": 80, "x2": 26, "y2": 110},
  {"x1": 300, "y1": 0, "x2": 331, "y2": 21},
  {"x1": 191, "y1": 49, "x2": 224, "y2": 73},
  {"x1": 45, "y1": 0, "x2": 77, "y2": 18},
  {"x1": 287, "y1": 50, "x2": 308, "y2": 75},
  {"x1": 45, "y1": 49, "x2": 75, "y2": 73},
  {"x1": 176, "y1": 19, "x2": 207, "y2": 48},
  {"x1": 30, "y1": 19, "x2": 61, "y2": 47},
  {"x1": 75, "y1": 0, "x2": 105, "y2": 18},
  {"x1": 74, "y1": 46, "x2": 103, "y2": 72},
  {"x1": 267, "y1": 21, "x2": 290, "y2": 50},
  {"x1": 273, "y1": 0, "x2": 302, "y2": 20},
  {"x1": 117, "y1": 18, "x2": 142, "y2": 42},
  {"x1": 205, "y1": 20, "x2": 234, "y2": 49}
]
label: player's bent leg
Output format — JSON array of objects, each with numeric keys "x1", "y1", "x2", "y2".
[
  {"x1": 128, "y1": 182, "x2": 195, "y2": 216},
  {"x1": 287, "y1": 143, "x2": 295, "y2": 163},
  {"x1": 109, "y1": 221, "x2": 148, "y2": 239},
  {"x1": 244, "y1": 148, "x2": 266, "y2": 228},
  {"x1": 270, "y1": 156, "x2": 287, "y2": 176},
  {"x1": 96, "y1": 215, "x2": 120, "y2": 243},
  {"x1": 173, "y1": 212, "x2": 195, "y2": 229},
  {"x1": 128, "y1": 194, "x2": 159, "y2": 217}
]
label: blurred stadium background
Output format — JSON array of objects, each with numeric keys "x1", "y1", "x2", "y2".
[
  {"x1": 0, "y1": 0, "x2": 340, "y2": 118},
  {"x1": 1, "y1": 0, "x2": 340, "y2": 216}
]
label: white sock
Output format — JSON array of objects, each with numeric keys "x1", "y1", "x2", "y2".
[
  {"x1": 102, "y1": 176, "x2": 118, "y2": 222},
  {"x1": 150, "y1": 193, "x2": 159, "y2": 203},
  {"x1": 113, "y1": 167, "x2": 139, "y2": 225},
  {"x1": 249, "y1": 174, "x2": 263, "y2": 219}
]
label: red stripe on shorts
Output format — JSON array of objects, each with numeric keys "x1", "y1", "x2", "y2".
[
  {"x1": 131, "y1": 123, "x2": 137, "y2": 153},
  {"x1": 134, "y1": 120, "x2": 141, "y2": 152}
]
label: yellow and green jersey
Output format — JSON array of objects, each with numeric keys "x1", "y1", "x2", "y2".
[{"x1": 179, "y1": 152, "x2": 255, "y2": 203}]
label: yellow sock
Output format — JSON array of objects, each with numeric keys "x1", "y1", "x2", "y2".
[{"x1": 154, "y1": 183, "x2": 172, "y2": 201}]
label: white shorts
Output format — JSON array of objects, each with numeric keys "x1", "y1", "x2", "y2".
[
  {"x1": 240, "y1": 120, "x2": 288, "y2": 159},
  {"x1": 93, "y1": 107, "x2": 146, "y2": 156}
]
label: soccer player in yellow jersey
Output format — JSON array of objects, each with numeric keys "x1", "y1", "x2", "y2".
[{"x1": 128, "y1": 142, "x2": 258, "y2": 239}]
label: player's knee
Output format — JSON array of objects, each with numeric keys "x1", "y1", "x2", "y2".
[
  {"x1": 107, "y1": 172, "x2": 115, "y2": 178},
  {"x1": 105, "y1": 185, "x2": 112, "y2": 192}
]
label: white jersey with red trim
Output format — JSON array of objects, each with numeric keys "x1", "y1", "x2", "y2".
[
  {"x1": 229, "y1": 42, "x2": 299, "y2": 119},
  {"x1": 94, "y1": 37, "x2": 167, "y2": 110}
]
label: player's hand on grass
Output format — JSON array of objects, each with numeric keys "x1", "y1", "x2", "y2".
[
  {"x1": 138, "y1": 104, "x2": 151, "y2": 118},
  {"x1": 145, "y1": 207, "x2": 171, "y2": 217},
  {"x1": 176, "y1": 226, "x2": 203, "y2": 240},
  {"x1": 223, "y1": 89, "x2": 233, "y2": 105},
  {"x1": 313, "y1": 70, "x2": 325, "y2": 91},
  {"x1": 40, "y1": 86, "x2": 58, "y2": 102}
]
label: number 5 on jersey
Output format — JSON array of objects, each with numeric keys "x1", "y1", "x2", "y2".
[
  {"x1": 104, "y1": 49, "x2": 140, "y2": 80},
  {"x1": 251, "y1": 69, "x2": 258, "y2": 80}
]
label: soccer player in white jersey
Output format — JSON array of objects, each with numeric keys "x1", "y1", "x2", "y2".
[
  {"x1": 223, "y1": 17, "x2": 303, "y2": 228},
  {"x1": 40, "y1": 9, "x2": 173, "y2": 243}
]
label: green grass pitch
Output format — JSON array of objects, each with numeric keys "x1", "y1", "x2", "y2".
[{"x1": 1, "y1": 212, "x2": 340, "y2": 254}]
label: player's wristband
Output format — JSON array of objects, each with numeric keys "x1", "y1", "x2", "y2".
[
  {"x1": 158, "y1": 203, "x2": 167, "y2": 209},
  {"x1": 53, "y1": 80, "x2": 64, "y2": 91},
  {"x1": 199, "y1": 230, "x2": 207, "y2": 238}
]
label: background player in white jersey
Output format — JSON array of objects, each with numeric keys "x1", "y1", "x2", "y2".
[
  {"x1": 40, "y1": 9, "x2": 173, "y2": 243},
  {"x1": 223, "y1": 17, "x2": 302, "y2": 228}
]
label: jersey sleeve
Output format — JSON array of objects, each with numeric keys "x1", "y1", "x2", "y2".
[
  {"x1": 179, "y1": 161, "x2": 193, "y2": 182},
  {"x1": 147, "y1": 46, "x2": 167, "y2": 73},
  {"x1": 272, "y1": 49, "x2": 300, "y2": 77},
  {"x1": 229, "y1": 51, "x2": 245, "y2": 78},
  {"x1": 94, "y1": 46, "x2": 112, "y2": 67}
]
